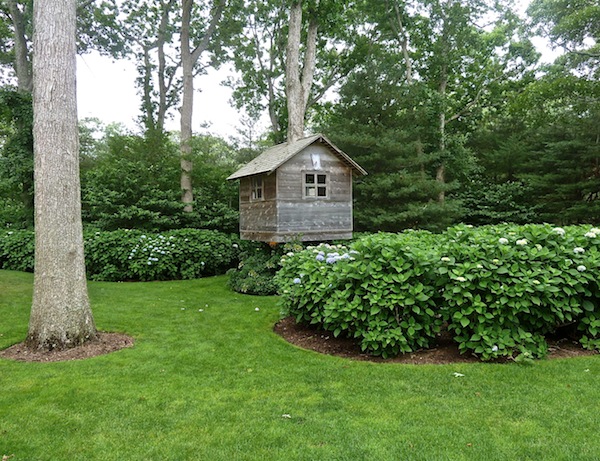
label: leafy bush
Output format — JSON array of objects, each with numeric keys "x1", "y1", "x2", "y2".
[
  {"x1": 0, "y1": 230, "x2": 34, "y2": 272},
  {"x1": 437, "y1": 224, "x2": 600, "y2": 359},
  {"x1": 85, "y1": 229, "x2": 242, "y2": 281},
  {"x1": 227, "y1": 243, "x2": 282, "y2": 296},
  {"x1": 277, "y1": 235, "x2": 444, "y2": 358},
  {"x1": 80, "y1": 131, "x2": 239, "y2": 233},
  {"x1": 0, "y1": 228, "x2": 241, "y2": 282},
  {"x1": 277, "y1": 224, "x2": 600, "y2": 360}
]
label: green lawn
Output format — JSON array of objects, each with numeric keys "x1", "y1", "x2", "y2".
[{"x1": 1, "y1": 270, "x2": 599, "y2": 461}]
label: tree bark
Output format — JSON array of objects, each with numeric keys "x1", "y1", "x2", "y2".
[
  {"x1": 157, "y1": 0, "x2": 175, "y2": 133},
  {"x1": 437, "y1": 66, "x2": 448, "y2": 203},
  {"x1": 180, "y1": 0, "x2": 224, "y2": 212},
  {"x1": 180, "y1": 0, "x2": 195, "y2": 212},
  {"x1": 389, "y1": 0, "x2": 425, "y2": 177},
  {"x1": 141, "y1": 45, "x2": 157, "y2": 133},
  {"x1": 285, "y1": 0, "x2": 318, "y2": 143},
  {"x1": 7, "y1": 0, "x2": 32, "y2": 92},
  {"x1": 27, "y1": 0, "x2": 96, "y2": 350},
  {"x1": 251, "y1": 21, "x2": 282, "y2": 135}
]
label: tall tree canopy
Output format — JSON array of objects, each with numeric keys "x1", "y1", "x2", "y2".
[
  {"x1": 323, "y1": 0, "x2": 538, "y2": 231},
  {"x1": 229, "y1": 0, "x2": 360, "y2": 143}
]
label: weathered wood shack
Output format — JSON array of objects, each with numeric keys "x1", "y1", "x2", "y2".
[{"x1": 227, "y1": 133, "x2": 367, "y2": 242}]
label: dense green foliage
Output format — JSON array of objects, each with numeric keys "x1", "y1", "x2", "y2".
[
  {"x1": 227, "y1": 242, "x2": 282, "y2": 296},
  {"x1": 79, "y1": 129, "x2": 240, "y2": 233},
  {"x1": 0, "y1": 229, "x2": 34, "y2": 272},
  {"x1": 277, "y1": 224, "x2": 600, "y2": 360},
  {"x1": 0, "y1": 89, "x2": 33, "y2": 229},
  {"x1": 1, "y1": 1, "x2": 599, "y2": 234},
  {"x1": 0, "y1": 229, "x2": 242, "y2": 281},
  {"x1": 3, "y1": 271, "x2": 600, "y2": 460},
  {"x1": 0, "y1": 115, "x2": 241, "y2": 231}
]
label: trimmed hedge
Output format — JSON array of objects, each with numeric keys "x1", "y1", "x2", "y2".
[
  {"x1": 276, "y1": 224, "x2": 600, "y2": 360},
  {"x1": 0, "y1": 228, "x2": 242, "y2": 282}
]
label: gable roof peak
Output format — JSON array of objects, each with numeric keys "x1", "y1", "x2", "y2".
[{"x1": 227, "y1": 133, "x2": 366, "y2": 180}]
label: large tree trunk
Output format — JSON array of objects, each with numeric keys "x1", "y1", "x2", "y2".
[
  {"x1": 27, "y1": 0, "x2": 96, "y2": 351},
  {"x1": 7, "y1": 0, "x2": 32, "y2": 92},
  {"x1": 285, "y1": 0, "x2": 318, "y2": 143}
]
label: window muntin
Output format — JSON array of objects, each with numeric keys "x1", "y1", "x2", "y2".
[
  {"x1": 251, "y1": 176, "x2": 263, "y2": 201},
  {"x1": 304, "y1": 173, "x2": 327, "y2": 199}
]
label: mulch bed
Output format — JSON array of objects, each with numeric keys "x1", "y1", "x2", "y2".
[
  {"x1": 0, "y1": 332, "x2": 134, "y2": 363},
  {"x1": 274, "y1": 316, "x2": 598, "y2": 364},
  {"x1": 1, "y1": 320, "x2": 595, "y2": 364}
]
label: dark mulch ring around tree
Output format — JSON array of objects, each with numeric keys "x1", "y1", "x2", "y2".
[
  {"x1": 0, "y1": 332, "x2": 134, "y2": 363},
  {"x1": 274, "y1": 317, "x2": 598, "y2": 364}
]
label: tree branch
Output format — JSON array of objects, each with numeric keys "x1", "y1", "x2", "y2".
[
  {"x1": 190, "y1": 0, "x2": 226, "y2": 64},
  {"x1": 446, "y1": 79, "x2": 495, "y2": 123},
  {"x1": 300, "y1": 13, "x2": 318, "y2": 108}
]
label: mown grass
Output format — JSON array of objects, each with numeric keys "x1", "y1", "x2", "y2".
[{"x1": 1, "y1": 269, "x2": 599, "y2": 461}]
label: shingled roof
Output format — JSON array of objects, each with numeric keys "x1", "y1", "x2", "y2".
[{"x1": 227, "y1": 133, "x2": 367, "y2": 180}]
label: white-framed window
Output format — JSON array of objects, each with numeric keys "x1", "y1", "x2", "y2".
[
  {"x1": 251, "y1": 176, "x2": 263, "y2": 201},
  {"x1": 304, "y1": 172, "x2": 327, "y2": 199}
]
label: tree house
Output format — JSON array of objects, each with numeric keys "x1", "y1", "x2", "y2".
[{"x1": 227, "y1": 133, "x2": 367, "y2": 242}]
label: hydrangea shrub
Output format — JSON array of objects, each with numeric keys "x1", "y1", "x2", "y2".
[
  {"x1": 277, "y1": 224, "x2": 600, "y2": 360},
  {"x1": 277, "y1": 232, "x2": 445, "y2": 358},
  {"x1": 0, "y1": 228, "x2": 241, "y2": 282},
  {"x1": 85, "y1": 229, "x2": 242, "y2": 281}
]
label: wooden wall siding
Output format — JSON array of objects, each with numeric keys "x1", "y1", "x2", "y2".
[
  {"x1": 277, "y1": 145, "x2": 352, "y2": 201},
  {"x1": 239, "y1": 177, "x2": 251, "y2": 203},
  {"x1": 264, "y1": 173, "x2": 276, "y2": 200},
  {"x1": 239, "y1": 200, "x2": 277, "y2": 231},
  {"x1": 241, "y1": 229, "x2": 353, "y2": 242},
  {"x1": 277, "y1": 201, "x2": 352, "y2": 232},
  {"x1": 237, "y1": 142, "x2": 358, "y2": 241},
  {"x1": 239, "y1": 174, "x2": 277, "y2": 202},
  {"x1": 239, "y1": 175, "x2": 279, "y2": 234}
]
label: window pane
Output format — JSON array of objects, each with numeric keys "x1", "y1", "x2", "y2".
[
  {"x1": 317, "y1": 174, "x2": 327, "y2": 184},
  {"x1": 305, "y1": 174, "x2": 315, "y2": 184},
  {"x1": 306, "y1": 186, "x2": 316, "y2": 197},
  {"x1": 317, "y1": 186, "x2": 327, "y2": 197},
  {"x1": 251, "y1": 176, "x2": 263, "y2": 200}
]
